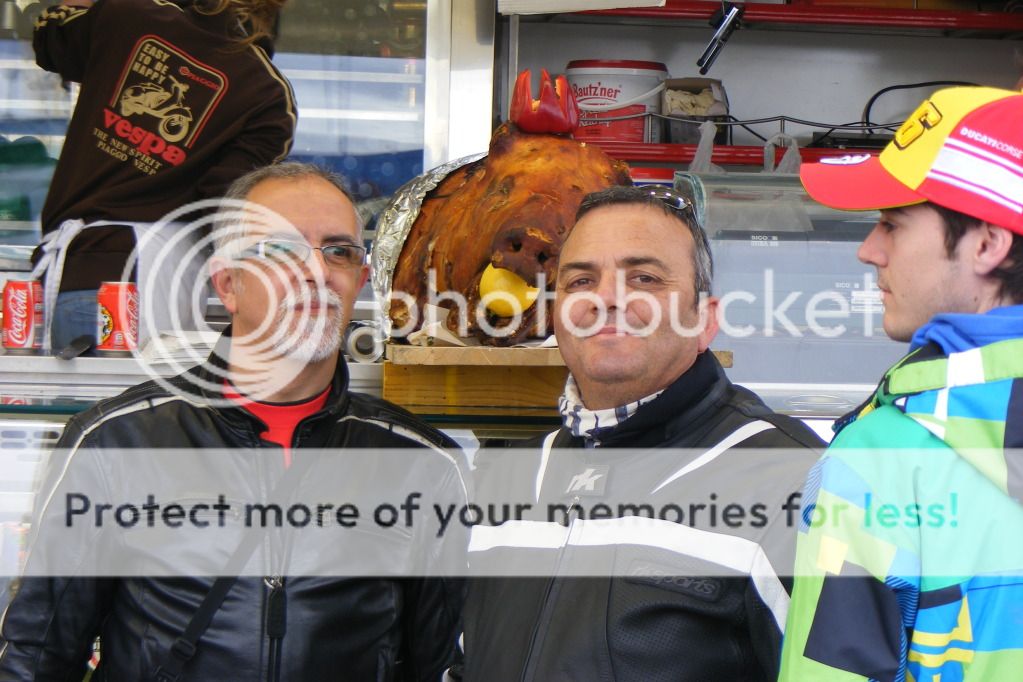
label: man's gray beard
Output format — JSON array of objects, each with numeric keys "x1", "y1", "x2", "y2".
[{"x1": 272, "y1": 291, "x2": 345, "y2": 363}]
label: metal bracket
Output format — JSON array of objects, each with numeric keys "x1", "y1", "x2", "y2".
[{"x1": 697, "y1": 2, "x2": 744, "y2": 75}]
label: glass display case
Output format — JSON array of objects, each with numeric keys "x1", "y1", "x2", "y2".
[
  {"x1": 676, "y1": 171, "x2": 906, "y2": 417},
  {"x1": 0, "y1": 36, "x2": 61, "y2": 282},
  {"x1": 276, "y1": 1, "x2": 429, "y2": 218}
]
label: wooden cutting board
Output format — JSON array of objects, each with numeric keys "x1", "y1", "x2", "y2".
[
  {"x1": 386, "y1": 344, "x2": 565, "y2": 366},
  {"x1": 381, "y1": 344, "x2": 732, "y2": 416}
]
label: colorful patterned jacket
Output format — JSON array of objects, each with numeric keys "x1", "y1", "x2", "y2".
[{"x1": 780, "y1": 306, "x2": 1023, "y2": 682}]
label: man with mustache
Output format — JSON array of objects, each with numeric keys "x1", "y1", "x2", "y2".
[
  {"x1": 0, "y1": 162, "x2": 469, "y2": 680},
  {"x1": 779, "y1": 87, "x2": 1023, "y2": 681},
  {"x1": 462, "y1": 185, "x2": 822, "y2": 681}
]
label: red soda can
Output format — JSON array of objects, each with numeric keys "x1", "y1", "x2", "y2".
[
  {"x1": 1, "y1": 523, "x2": 29, "y2": 574},
  {"x1": 96, "y1": 282, "x2": 139, "y2": 355},
  {"x1": 2, "y1": 279, "x2": 43, "y2": 354}
]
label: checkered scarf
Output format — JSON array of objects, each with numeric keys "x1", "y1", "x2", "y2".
[{"x1": 558, "y1": 374, "x2": 663, "y2": 444}]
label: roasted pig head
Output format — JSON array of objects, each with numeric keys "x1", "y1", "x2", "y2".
[{"x1": 389, "y1": 69, "x2": 631, "y2": 346}]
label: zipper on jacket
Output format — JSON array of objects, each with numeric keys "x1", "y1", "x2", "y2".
[
  {"x1": 264, "y1": 574, "x2": 286, "y2": 682},
  {"x1": 520, "y1": 496, "x2": 583, "y2": 682},
  {"x1": 262, "y1": 422, "x2": 294, "y2": 682},
  {"x1": 259, "y1": 407, "x2": 315, "y2": 680}
]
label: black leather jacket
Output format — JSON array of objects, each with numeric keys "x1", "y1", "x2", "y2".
[
  {"x1": 463, "y1": 351, "x2": 824, "y2": 682},
  {"x1": 0, "y1": 337, "x2": 469, "y2": 682}
]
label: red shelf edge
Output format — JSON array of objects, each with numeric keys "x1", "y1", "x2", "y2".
[
  {"x1": 587, "y1": 141, "x2": 879, "y2": 166},
  {"x1": 582, "y1": 1, "x2": 1023, "y2": 31}
]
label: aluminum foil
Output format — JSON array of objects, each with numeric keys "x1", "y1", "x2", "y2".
[{"x1": 369, "y1": 152, "x2": 486, "y2": 336}]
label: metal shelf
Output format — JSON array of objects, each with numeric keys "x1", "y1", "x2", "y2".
[
  {"x1": 0, "y1": 354, "x2": 384, "y2": 414},
  {"x1": 579, "y1": 1, "x2": 1023, "y2": 35},
  {"x1": 588, "y1": 140, "x2": 878, "y2": 166}
]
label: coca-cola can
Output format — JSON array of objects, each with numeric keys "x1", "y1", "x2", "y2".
[
  {"x1": 2, "y1": 279, "x2": 43, "y2": 354},
  {"x1": 1, "y1": 523, "x2": 29, "y2": 574},
  {"x1": 96, "y1": 282, "x2": 139, "y2": 356}
]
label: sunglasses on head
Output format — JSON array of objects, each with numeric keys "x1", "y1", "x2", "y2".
[{"x1": 641, "y1": 186, "x2": 697, "y2": 217}]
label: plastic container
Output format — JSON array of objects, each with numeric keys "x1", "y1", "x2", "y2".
[{"x1": 566, "y1": 60, "x2": 668, "y2": 144}]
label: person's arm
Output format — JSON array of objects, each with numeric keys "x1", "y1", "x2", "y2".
[
  {"x1": 194, "y1": 51, "x2": 296, "y2": 199},
  {"x1": 0, "y1": 577, "x2": 114, "y2": 680},
  {"x1": 743, "y1": 578, "x2": 785, "y2": 679},
  {"x1": 0, "y1": 422, "x2": 115, "y2": 680},
  {"x1": 744, "y1": 473, "x2": 801, "y2": 680},
  {"x1": 401, "y1": 457, "x2": 470, "y2": 681},
  {"x1": 33, "y1": 0, "x2": 101, "y2": 82},
  {"x1": 400, "y1": 577, "x2": 466, "y2": 682},
  {"x1": 778, "y1": 454, "x2": 912, "y2": 682}
]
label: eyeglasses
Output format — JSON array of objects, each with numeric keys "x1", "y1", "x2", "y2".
[{"x1": 238, "y1": 238, "x2": 366, "y2": 269}]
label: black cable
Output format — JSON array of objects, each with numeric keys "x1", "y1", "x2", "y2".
[
  {"x1": 806, "y1": 121, "x2": 866, "y2": 147},
  {"x1": 634, "y1": 111, "x2": 904, "y2": 131},
  {"x1": 726, "y1": 115, "x2": 766, "y2": 142},
  {"x1": 582, "y1": 112, "x2": 906, "y2": 148},
  {"x1": 861, "y1": 80, "x2": 978, "y2": 134},
  {"x1": 589, "y1": 81, "x2": 983, "y2": 143}
]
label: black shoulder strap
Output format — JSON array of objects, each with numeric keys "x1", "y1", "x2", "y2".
[
  {"x1": 152, "y1": 576, "x2": 238, "y2": 682},
  {"x1": 152, "y1": 452, "x2": 318, "y2": 682}
]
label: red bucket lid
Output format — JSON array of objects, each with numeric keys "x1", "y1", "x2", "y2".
[
  {"x1": 629, "y1": 167, "x2": 676, "y2": 183},
  {"x1": 566, "y1": 60, "x2": 668, "y2": 72}
]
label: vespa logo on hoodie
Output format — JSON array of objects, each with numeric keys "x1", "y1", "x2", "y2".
[{"x1": 100, "y1": 36, "x2": 228, "y2": 172}]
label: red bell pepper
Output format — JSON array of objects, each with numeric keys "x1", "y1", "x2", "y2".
[{"x1": 510, "y1": 68, "x2": 579, "y2": 134}]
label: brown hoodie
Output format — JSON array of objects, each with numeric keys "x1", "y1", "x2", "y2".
[{"x1": 33, "y1": 0, "x2": 296, "y2": 290}]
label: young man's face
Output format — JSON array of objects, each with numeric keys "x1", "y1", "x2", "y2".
[
  {"x1": 858, "y1": 204, "x2": 973, "y2": 342},
  {"x1": 221, "y1": 176, "x2": 369, "y2": 363},
  {"x1": 553, "y1": 203, "x2": 718, "y2": 410}
]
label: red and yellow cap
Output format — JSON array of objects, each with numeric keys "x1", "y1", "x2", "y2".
[{"x1": 800, "y1": 86, "x2": 1023, "y2": 234}]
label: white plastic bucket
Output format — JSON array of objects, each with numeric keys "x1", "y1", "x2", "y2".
[{"x1": 566, "y1": 60, "x2": 668, "y2": 144}]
